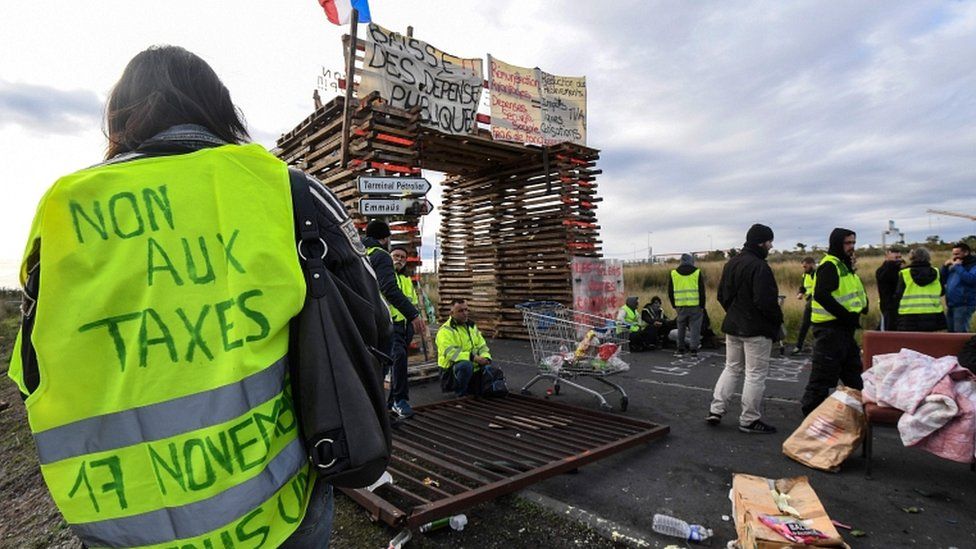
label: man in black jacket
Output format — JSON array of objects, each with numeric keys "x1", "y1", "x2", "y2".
[
  {"x1": 875, "y1": 246, "x2": 905, "y2": 330},
  {"x1": 707, "y1": 224, "x2": 783, "y2": 434},
  {"x1": 799, "y1": 228, "x2": 867, "y2": 416},
  {"x1": 362, "y1": 220, "x2": 427, "y2": 419}
]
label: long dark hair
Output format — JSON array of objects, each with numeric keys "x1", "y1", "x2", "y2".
[{"x1": 104, "y1": 45, "x2": 249, "y2": 159}]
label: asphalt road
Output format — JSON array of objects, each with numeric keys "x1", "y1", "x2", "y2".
[{"x1": 408, "y1": 339, "x2": 976, "y2": 549}]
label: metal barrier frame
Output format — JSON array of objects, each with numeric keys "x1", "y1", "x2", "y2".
[{"x1": 340, "y1": 394, "x2": 669, "y2": 529}]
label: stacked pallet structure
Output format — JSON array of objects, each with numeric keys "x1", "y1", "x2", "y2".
[
  {"x1": 437, "y1": 143, "x2": 602, "y2": 338},
  {"x1": 274, "y1": 92, "x2": 424, "y2": 259},
  {"x1": 275, "y1": 36, "x2": 603, "y2": 338}
]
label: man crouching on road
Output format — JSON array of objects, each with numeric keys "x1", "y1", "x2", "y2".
[{"x1": 437, "y1": 299, "x2": 492, "y2": 396}]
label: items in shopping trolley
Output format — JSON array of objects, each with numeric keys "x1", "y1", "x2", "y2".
[
  {"x1": 574, "y1": 330, "x2": 600, "y2": 360},
  {"x1": 598, "y1": 342, "x2": 619, "y2": 360},
  {"x1": 607, "y1": 355, "x2": 630, "y2": 372},
  {"x1": 543, "y1": 354, "x2": 566, "y2": 370}
]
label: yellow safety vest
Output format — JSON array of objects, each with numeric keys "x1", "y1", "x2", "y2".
[
  {"x1": 398, "y1": 273, "x2": 418, "y2": 307},
  {"x1": 898, "y1": 268, "x2": 942, "y2": 315},
  {"x1": 436, "y1": 319, "x2": 491, "y2": 370},
  {"x1": 671, "y1": 269, "x2": 701, "y2": 307},
  {"x1": 365, "y1": 246, "x2": 416, "y2": 322},
  {"x1": 8, "y1": 144, "x2": 312, "y2": 549},
  {"x1": 811, "y1": 255, "x2": 867, "y2": 323},
  {"x1": 616, "y1": 305, "x2": 640, "y2": 334},
  {"x1": 802, "y1": 272, "x2": 815, "y2": 298}
]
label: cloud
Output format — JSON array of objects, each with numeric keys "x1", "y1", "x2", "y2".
[
  {"x1": 0, "y1": 80, "x2": 102, "y2": 135},
  {"x1": 508, "y1": 1, "x2": 976, "y2": 255}
]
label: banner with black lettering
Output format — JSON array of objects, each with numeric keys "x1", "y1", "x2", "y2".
[
  {"x1": 539, "y1": 71, "x2": 586, "y2": 146},
  {"x1": 360, "y1": 23, "x2": 483, "y2": 135},
  {"x1": 487, "y1": 55, "x2": 587, "y2": 147}
]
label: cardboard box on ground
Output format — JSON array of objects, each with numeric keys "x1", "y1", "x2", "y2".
[{"x1": 732, "y1": 474, "x2": 848, "y2": 549}]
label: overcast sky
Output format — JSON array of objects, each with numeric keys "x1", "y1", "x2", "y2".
[{"x1": 2, "y1": 1, "x2": 975, "y2": 287}]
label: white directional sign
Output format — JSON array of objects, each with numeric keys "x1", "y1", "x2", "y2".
[
  {"x1": 358, "y1": 176, "x2": 431, "y2": 195},
  {"x1": 359, "y1": 198, "x2": 434, "y2": 217}
]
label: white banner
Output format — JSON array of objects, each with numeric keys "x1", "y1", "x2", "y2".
[
  {"x1": 487, "y1": 55, "x2": 587, "y2": 146},
  {"x1": 488, "y1": 55, "x2": 544, "y2": 145},
  {"x1": 539, "y1": 71, "x2": 586, "y2": 146},
  {"x1": 571, "y1": 257, "x2": 624, "y2": 320},
  {"x1": 360, "y1": 24, "x2": 483, "y2": 135}
]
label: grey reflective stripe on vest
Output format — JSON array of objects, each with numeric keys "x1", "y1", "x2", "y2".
[
  {"x1": 899, "y1": 294, "x2": 941, "y2": 310},
  {"x1": 70, "y1": 437, "x2": 305, "y2": 548},
  {"x1": 34, "y1": 357, "x2": 288, "y2": 465}
]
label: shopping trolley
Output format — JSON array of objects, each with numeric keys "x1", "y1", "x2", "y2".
[{"x1": 516, "y1": 301, "x2": 630, "y2": 411}]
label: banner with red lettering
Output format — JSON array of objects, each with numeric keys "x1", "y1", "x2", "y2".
[{"x1": 571, "y1": 257, "x2": 624, "y2": 320}]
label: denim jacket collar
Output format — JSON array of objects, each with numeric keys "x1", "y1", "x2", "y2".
[{"x1": 103, "y1": 124, "x2": 228, "y2": 165}]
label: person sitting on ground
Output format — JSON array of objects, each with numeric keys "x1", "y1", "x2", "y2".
[
  {"x1": 893, "y1": 247, "x2": 946, "y2": 332},
  {"x1": 616, "y1": 296, "x2": 649, "y2": 351},
  {"x1": 437, "y1": 299, "x2": 492, "y2": 396},
  {"x1": 641, "y1": 296, "x2": 674, "y2": 349}
]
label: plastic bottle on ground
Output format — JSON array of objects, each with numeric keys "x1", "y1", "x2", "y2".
[
  {"x1": 652, "y1": 513, "x2": 712, "y2": 543},
  {"x1": 419, "y1": 514, "x2": 467, "y2": 533}
]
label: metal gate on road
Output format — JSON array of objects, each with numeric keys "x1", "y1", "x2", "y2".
[{"x1": 341, "y1": 394, "x2": 669, "y2": 529}]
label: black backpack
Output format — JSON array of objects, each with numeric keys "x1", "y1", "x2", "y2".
[
  {"x1": 480, "y1": 363, "x2": 509, "y2": 397},
  {"x1": 287, "y1": 169, "x2": 393, "y2": 488}
]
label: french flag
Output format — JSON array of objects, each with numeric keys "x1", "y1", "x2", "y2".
[{"x1": 319, "y1": 0, "x2": 371, "y2": 26}]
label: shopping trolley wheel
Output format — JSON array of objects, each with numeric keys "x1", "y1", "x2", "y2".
[
  {"x1": 620, "y1": 397, "x2": 629, "y2": 412},
  {"x1": 600, "y1": 402, "x2": 613, "y2": 412},
  {"x1": 520, "y1": 389, "x2": 532, "y2": 396}
]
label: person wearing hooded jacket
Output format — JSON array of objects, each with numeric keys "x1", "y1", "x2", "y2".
[
  {"x1": 668, "y1": 253, "x2": 706, "y2": 357},
  {"x1": 616, "y1": 296, "x2": 649, "y2": 351},
  {"x1": 893, "y1": 247, "x2": 946, "y2": 332},
  {"x1": 707, "y1": 224, "x2": 783, "y2": 434},
  {"x1": 941, "y1": 241, "x2": 976, "y2": 332},
  {"x1": 362, "y1": 220, "x2": 426, "y2": 419},
  {"x1": 799, "y1": 228, "x2": 868, "y2": 416}
]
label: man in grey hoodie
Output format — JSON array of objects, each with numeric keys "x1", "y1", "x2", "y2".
[{"x1": 668, "y1": 253, "x2": 706, "y2": 357}]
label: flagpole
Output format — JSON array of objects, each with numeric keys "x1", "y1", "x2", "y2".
[{"x1": 340, "y1": 8, "x2": 359, "y2": 169}]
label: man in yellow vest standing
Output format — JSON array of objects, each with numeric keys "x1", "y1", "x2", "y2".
[
  {"x1": 363, "y1": 221, "x2": 426, "y2": 419},
  {"x1": 893, "y1": 247, "x2": 946, "y2": 331},
  {"x1": 6, "y1": 46, "x2": 360, "y2": 548},
  {"x1": 790, "y1": 257, "x2": 816, "y2": 354},
  {"x1": 668, "y1": 253, "x2": 706, "y2": 357},
  {"x1": 800, "y1": 228, "x2": 868, "y2": 416}
]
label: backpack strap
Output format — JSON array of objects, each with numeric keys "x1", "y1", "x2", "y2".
[{"x1": 287, "y1": 168, "x2": 329, "y2": 298}]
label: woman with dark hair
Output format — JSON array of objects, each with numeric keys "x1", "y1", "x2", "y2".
[
  {"x1": 7, "y1": 45, "x2": 382, "y2": 549},
  {"x1": 104, "y1": 45, "x2": 250, "y2": 159}
]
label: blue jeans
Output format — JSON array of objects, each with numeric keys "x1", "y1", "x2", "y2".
[
  {"x1": 453, "y1": 360, "x2": 476, "y2": 396},
  {"x1": 946, "y1": 305, "x2": 976, "y2": 333},
  {"x1": 280, "y1": 482, "x2": 333, "y2": 548}
]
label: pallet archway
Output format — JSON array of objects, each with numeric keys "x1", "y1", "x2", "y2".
[{"x1": 275, "y1": 42, "x2": 602, "y2": 339}]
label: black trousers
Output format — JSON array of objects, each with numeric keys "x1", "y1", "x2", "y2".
[
  {"x1": 800, "y1": 325, "x2": 863, "y2": 415},
  {"x1": 794, "y1": 301, "x2": 812, "y2": 349},
  {"x1": 388, "y1": 320, "x2": 413, "y2": 405}
]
